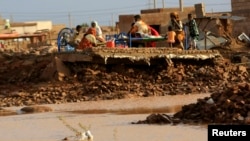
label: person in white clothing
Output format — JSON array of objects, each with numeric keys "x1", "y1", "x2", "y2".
[
  {"x1": 128, "y1": 15, "x2": 150, "y2": 38},
  {"x1": 92, "y1": 21, "x2": 105, "y2": 42}
]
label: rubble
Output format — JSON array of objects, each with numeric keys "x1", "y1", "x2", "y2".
[
  {"x1": 0, "y1": 46, "x2": 249, "y2": 108},
  {"x1": 132, "y1": 83, "x2": 250, "y2": 124}
]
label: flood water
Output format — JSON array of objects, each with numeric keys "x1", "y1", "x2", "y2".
[
  {"x1": 0, "y1": 94, "x2": 210, "y2": 141},
  {"x1": 0, "y1": 112, "x2": 208, "y2": 141}
]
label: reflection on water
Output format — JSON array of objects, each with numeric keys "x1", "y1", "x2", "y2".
[
  {"x1": 66, "y1": 105, "x2": 182, "y2": 115},
  {"x1": 0, "y1": 105, "x2": 183, "y2": 116}
]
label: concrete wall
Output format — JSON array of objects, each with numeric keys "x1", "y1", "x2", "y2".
[
  {"x1": 231, "y1": 0, "x2": 250, "y2": 37},
  {"x1": 13, "y1": 25, "x2": 37, "y2": 34},
  {"x1": 11, "y1": 21, "x2": 52, "y2": 34},
  {"x1": 26, "y1": 21, "x2": 52, "y2": 31}
]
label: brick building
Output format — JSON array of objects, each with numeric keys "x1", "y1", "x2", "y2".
[
  {"x1": 118, "y1": 5, "x2": 234, "y2": 35},
  {"x1": 118, "y1": 7, "x2": 196, "y2": 36},
  {"x1": 231, "y1": 0, "x2": 250, "y2": 37},
  {"x1": 117, "y1": 3, "x2": 232, "y2": 47}
]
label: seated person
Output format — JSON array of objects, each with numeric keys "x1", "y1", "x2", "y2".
[
  {"x1": 68, "y1": 25, "x2": 83, "y2": 48},
  {"x1": 77, "y1": 23, "x2": 97, "y2": 49},
  {"x1": 128, "y1": 15, "x2": 150, "y2": 38},
  {"x1": 127, "y1": 15, "x2": 150, "y2": 47},
  {"x1": 92, "y1": 21, "x2": 105, "y2": 42}
]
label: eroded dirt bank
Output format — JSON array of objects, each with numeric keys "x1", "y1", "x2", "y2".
[
  {"x1": 0, "y1": 47, "x2": 250, "y2": 125},
  {"x1": 0, "y1": 48, "x2": 249, "y2": 108}
]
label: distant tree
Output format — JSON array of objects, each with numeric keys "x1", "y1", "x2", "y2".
[{"x1": 81, "y1": 23, "x2": 89, "y2": 28}]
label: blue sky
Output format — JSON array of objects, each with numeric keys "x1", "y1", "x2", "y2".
[{"x1": 0, "y1": 0, "x2": 231, "y2": 27}]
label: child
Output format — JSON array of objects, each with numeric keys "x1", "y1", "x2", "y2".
[
  {"x1": 166, "y1": 26, "x2": 176, "y2": 47},
  {"x1": 186, "y1": 13, "x2": 199, "y2": 50}
]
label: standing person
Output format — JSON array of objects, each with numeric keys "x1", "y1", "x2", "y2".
[
  {"x1": 4, "y1": 19, "x2": 11, "y2": 29},
  {"x1": 186, "y1": 13, "x2": 199, "y2": 50},
  {"x1": 169, "y1": 12, "x2": 185, "y2": 49},
  {"x1": 166, "y1": 26, "x2": 176, "y2": 48}
]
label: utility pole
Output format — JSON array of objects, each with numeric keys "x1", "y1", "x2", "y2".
[
  {"x1": 10, "y1": 14, "x2": 13, "y2": 22},
  {"x1": 179, "y1": 0, "x2": 183, "y2": 12},
  {"x1": 162, "y1": 0, "x2": 165, "y2": 8},
  {"x1": 153, "y1": 0, "x2": 157, "y2": 9},
  {"x1": 111, "y1": 13, "x2": 114, "y2": 31},
  {"x1": 68, "y1": 12, "x2": 72, "y2": 28}
]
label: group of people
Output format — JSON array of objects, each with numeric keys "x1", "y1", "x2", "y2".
[
  {"x1": 127, "y1": 13, "x2": 199, "y2": 49},
  {"x1": 69, "y1": 13, "x2": 199, "y2": 50},
  {"x1": 69, "y1": 21, "x2": 106, "y2": 50},
  {"x1": 167, "y1": 12, "x2": 200, "y2": 50}
]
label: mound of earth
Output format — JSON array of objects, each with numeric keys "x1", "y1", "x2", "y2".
[
  {"x1": 0, "y1": 46, "x2": 249, "y2": 108},
  {"x1": 133, "y1": 83, "x2": 250, "y2": 125}
]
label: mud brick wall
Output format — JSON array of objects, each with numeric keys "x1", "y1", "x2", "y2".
[
  {"x1": 118, "y1": 7, "x2": 195, "y2": 35},
  {"x1": 231, "y1": 0, "x2": 250, "y2": 37}
]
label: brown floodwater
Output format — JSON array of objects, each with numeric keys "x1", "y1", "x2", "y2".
[
  {"x1": 0, "y1": 94, "x2": 210, "y2": 141},
  {"x1": 0, "y1": 112, "x2": 208, "y2": 141}
]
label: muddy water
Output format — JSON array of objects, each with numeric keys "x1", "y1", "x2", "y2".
[{"x1": 0, "y1": 94, "x2": 210, "y2": 141}]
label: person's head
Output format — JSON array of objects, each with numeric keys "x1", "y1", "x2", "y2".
[
  {"x1": 92, "y1": 21, "x2": 99, "y2": 27},
  {"x1": 91, "y1": 21, "x2": 96, "y2": 28},
  {"x1": 168, "y1": 26, "x2": 173, "y2": 31},
  {"x1": 170, "y1": 12, "x2": 178, "y2": 19},
  {"x1": 134, "y1": 15, "x2": 141, "y2": 22},
  {"x1": 188, "y1": 13, "x2": 193, "y2": 20},
  {"x1": 76, "y1": 25, "x2": 82, "y2": 32}
]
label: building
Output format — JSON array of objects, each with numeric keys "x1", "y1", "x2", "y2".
[
  {"x1": 231, "y1": 0, "x2": 250, "y2": 37},
  {"x1": 118, "y1": 7, "x2": 196, "y2": 36},
  {"x1": 11, "y1": 21, "x2": 52, "y2": 34},
  {"x1": 0, "y1": 17, "x2": 62, "y2": 47},
  {"x1": 117, "y1": 3, "x2": 232, "y2": 47}
]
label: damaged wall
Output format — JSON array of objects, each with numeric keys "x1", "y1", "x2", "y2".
[
  {"x1": 117, "y1": 4, "x2": 231, "y2": 47},
  {"x1": 118, "y1": 7, "x2": 195, "y2": 35},
  {"x1": 118, "y1": 7, "x2": 195, "y2": 47},
  {"x1": 231, "y1": 0, "x2": 250, "y2": 37}
]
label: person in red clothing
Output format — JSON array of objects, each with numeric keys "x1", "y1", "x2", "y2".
[
  {"x1": 147, "y1": 26, "x2": 160, "y2": 47},
  {"x1": 77, "y1": 22, "x2": 97, "y2": 49}
]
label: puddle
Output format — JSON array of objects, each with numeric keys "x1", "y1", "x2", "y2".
[
  {"x1": 66, "y1": 105, "x2": 182, "y2": 115},
  {"x1": 0, "y1": 111, "x2": 208, "y2": 141},
  {"x1": 0, "y1": 105, "x2": 183, "y2": 117}
]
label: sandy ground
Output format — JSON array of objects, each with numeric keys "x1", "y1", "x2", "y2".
[{"x1": 0, "y1": 94, "x2": 210, "y2": 141}]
